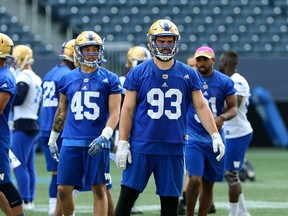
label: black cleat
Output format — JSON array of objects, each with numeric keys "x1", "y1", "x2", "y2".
[{"x1": 177, "y1": 202, "x2": 187, "y2": 215}]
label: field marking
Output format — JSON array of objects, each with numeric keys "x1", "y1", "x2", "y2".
[{"x1": 29, "y1": 200, "x2": 288, "y2": 213}]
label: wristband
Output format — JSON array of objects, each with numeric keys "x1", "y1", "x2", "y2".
[
  {"x1": 48, "y1": 130, "x2": 60, "y2": 145},
  {"x1": 101, "y1": 127, "x2": 113, "y2": 140},
  {"x1": 211, "y1": 132, "x2": 220, "y2": 140}
]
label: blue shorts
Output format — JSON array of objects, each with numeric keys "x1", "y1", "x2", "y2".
[
  {"x1": 225, "y1": 133, "x2": 253, "y2": 171},
  {"x1": 121, "y1": 152, "x2": 184, "y2": 197},
  {"x1": 185, "y1": 139, "x2": 225, "y2": 182},
  {"x1": 57, "y1": 140, "x2": 110, "y2": 188},
  {"x1": 0, "y1": 138, "x2": 12, "y2": 184},
  {"x1": 40, "y1": 136, "x2": 62, "y2": 171}
]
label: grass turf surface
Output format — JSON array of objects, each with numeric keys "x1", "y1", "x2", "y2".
[{"x1": 14, "y1": 147, "x2": 288, "y2": 216}]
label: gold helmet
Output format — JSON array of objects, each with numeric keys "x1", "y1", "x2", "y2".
[
  {"x1": 126, "y1": 46, "x2": 152, "y2": 69},
  {"x1": 0, "y1": 33, "x2": 14, "y2": 59},
  {"x1": 12, "y1": 45, "x2": 34, "y2": 70},
  {"x1": 147, "y1": 19, "x2": 180, "y2": 61},
  {"x1": 59, "y1": 39, "x2": 75, "y2": 63},
  {"x1": 74, "y1": 31, "x2": 104, "y2": 67}
]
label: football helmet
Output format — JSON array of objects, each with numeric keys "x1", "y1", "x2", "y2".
[
  {"x1": 74, "y1": 31, "x2": 104, "y2": 67},
  {"x1": 12, "y1": 45, "x2": 34, "y2": 71},
  {"x1": 0, "y1": 33, "x2": 14, "y2": 59},
  {"x1": 147, "y1": 19, "x2": 180, "y2": 61},
  {"x1": 59, "y1": 39, "x2": 75, "y2": 63},
  {"x1": 126, "y1": 46, "x2": 152, "y2": 69}
]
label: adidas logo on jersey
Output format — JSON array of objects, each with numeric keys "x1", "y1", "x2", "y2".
[
  {"x1": 184, "y1": 74, "x2": 190, "y2": 79},
  {"x1": 102, "y1": 78, "x2": 108, "y2": 83},
  {"x1": 161, "y1": 82, "x2": 168, "y2": 87},
  {"x1": 1, "y1": 83, "x2": 8, "y2": 88},
  {"x1": 81, "y1": 86, "x2": 88, "y2": 90},
  {"x1": 203, "y1": 91, "x2": 208, "y2": 96}
]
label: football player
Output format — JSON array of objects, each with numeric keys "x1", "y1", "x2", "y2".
[
  {"x1": 185, "y1": 46, "x2": 237, "y2": 216},
  {"x1": 40, "y1": 39, "x2": 76, "y2": 216},
  {"x1": 118, "y1": 45, "x2": 152, "y2": 215},
  {"x1": 11, "y1": 44, "x2": 42, "y2": 211},
  {"x1": 114, "y1": 19, "x2": 224, "y2": 216},
  {"x1": 219, "y1": 51, "x2": 253, "y2": 216},
  {"x1": 47, "y1": 31, "x2": 122, "y2": 216},
  {"x1": 0, "y1": 33, "x2": 25, "y2": 216}
]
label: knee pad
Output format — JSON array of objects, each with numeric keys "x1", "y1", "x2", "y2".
[
  {"x1": 224, "y1": 170, "x2": 240, "y2": 186},
  {"x1": 0, "y1": 182, "x2": 23, "y2": 208}
]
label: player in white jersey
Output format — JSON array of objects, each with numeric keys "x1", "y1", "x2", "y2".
[
  {"x1": 219, "y1": 51, "x2": 253, "y2": 216},
  {"x1": 114, "y1": 19, "x2": 224, "y2": 216},
  {"x1": 0, "y1": 33, "x2": 25, "y2": 216},
  {"x1": 47, "y1": 31, "x2": 122, "y2": 216},
  {"x1": 11, "y1": 45, "x2": 42, "y2": 211}
]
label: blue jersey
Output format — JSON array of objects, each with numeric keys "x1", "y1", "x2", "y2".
[
  {"x1": 188, "y1": 69, "x2": 236, "y2": 137},
  {"x1": 0, "y1": 66, "x2": 16, "y2": 140},
  {"x1": 40, "y1": 64, "x2": 72, "y2": 136},
  {"x1": 59, "y1": 66, "x2": 122, "y2": 140},
  {"x1": 124, "y1": 59, "x2": 202, "y2": 144}
]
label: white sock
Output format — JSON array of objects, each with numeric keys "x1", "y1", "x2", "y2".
[
  {"x1": 49, "y1": 198, "x2": 57, "y2": 213},
  {"x1": 228, "y1": 202, "x2": 238, "y2": 216},
  {"x1": 238, "y1": 193, "x2": 249, "y2": 213},
  {"x1": 72, "y1": 189, "x2": 80, "y2": 199}
]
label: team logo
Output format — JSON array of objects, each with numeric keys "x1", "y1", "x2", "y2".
[
  {"x1": 183, "y1": 135, "x2": 189, "y2": 141},
  {"x1": 162, "y1": 74, "x2": 168, "y2": 79},
  {"x1": 83, "y1": 78, "x2": 89, "y2": 83},
  {"x1": 203, "y1": 82, "x2": 208, "y2": 89}
]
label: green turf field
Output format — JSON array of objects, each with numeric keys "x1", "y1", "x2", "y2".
[{"x1": 15, "y1": 147, "x2": 288, "y2": 216}]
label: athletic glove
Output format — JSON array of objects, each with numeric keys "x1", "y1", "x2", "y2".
[
  {"x1": 49, "y1": 143, "x2": 59, "y2": 162},
  {"x1": 88, "y1": 127, "x2": 113, "y2": 156},
  {"x1": 88, "y1": 136, "x2": 108, "y2": 156},
  {"x1": 48, "y1": 130, "x2": 60, "y2": 162},
  {"x1": 211, "y1": 132, "x2": 225, "y2": 161},
  {"x1": 116, "y1": 140, "x2": 132, "y2": 170}
]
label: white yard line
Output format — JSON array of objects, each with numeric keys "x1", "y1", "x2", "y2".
[{"x1": 31, "y1": 200, "x2": 288, "y2": 213}]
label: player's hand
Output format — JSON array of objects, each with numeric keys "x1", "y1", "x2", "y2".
[
  {"x1": 211, "y1": 133, "x2": 225, "y2": 161},
  {"x1": 88, "y1": 136, "x2": 108, "y2": 156},
  {"x1": 49, "y1": 143, "x2": 59, "y2": 162},
  {"x1": 116, "y1": 140, "x2": 132, "y2": 170}
]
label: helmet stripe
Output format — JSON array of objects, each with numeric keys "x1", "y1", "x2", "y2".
[
  {"x1": 163, "y1": 21, "x2": 169, "y2": 31},
  {"x1": 60, "y1": 40, "x2": 68, "y2": 55},
  {"x1": 88, "y1": 32, "x2": 93, "y2": 41}
]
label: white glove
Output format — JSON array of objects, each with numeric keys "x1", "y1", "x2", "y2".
[
  {"x1": 116, "y1": 140, "x2": 132, "y2": 170},
  {"x1": 211, "y1": 133, "x2": 225, "y2": 161},
  {"x1": 48, "y1": 130, "x2": 60, "y2": 162}
]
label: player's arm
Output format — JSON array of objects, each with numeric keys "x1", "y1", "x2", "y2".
[
  {"x1": 106, "y1": 93, "x2": 121, "y2": 131},
  {"x1": 13, "y1": 82, "x2": 29, "y2": 106},
  {"x1": 119, "y1": 90, "x2": 137, "y2": 141},
  {"x1": 0, "y1": 92, "x2": 10, "y2": 115},
  {"x1": 192, "y1": 90, "x2": 225, "y2": 161},
  {"x1": 192, "y1": 90, "x2": 218, "y2": 135},
  {"x1": 48, "y1": 93, "x2": 68, "y2": 162},
  {"x1": 52, "y1": 93, "x2": 68, "y2": 132},
  {"x1": 215, "y1": 94, "x2": 238, "y2": 131},
  {"x1": 88, "y1": 93, "x2": 121, "y2": 156},
  {"x1": 115, "y1": 89, "x2": 137, "y2": 169}
]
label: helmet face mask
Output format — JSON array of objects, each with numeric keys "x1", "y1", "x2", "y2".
[
  {"x1": 126, "y1": 46, "x2": 152, "y2": 69},
  {"x1": 12, "y1": 45, "x2": 34, "y2": 71},
  {"x1": 59, "y1": 39, "x2": 76, "y2": 63},
  {"x1": 0, "y1": 33, "x2": 14, "y2": 59},
  {"x1": 147, "y1": 19, "x2": 181, "y2": 61},
  {"x1": 74, "y1": 31, "x2": 104, "y2": 67}
]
